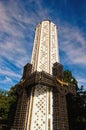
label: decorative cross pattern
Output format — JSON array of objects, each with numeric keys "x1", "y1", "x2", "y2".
[{"x1": 30, "y1": 85, "x2": 48, "y2": 130}]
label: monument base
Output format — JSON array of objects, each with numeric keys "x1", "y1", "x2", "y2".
[{"x1": 10, "y1": 63, "x2": 76, "y2": 130}]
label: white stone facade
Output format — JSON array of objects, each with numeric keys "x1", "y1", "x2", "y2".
[
  {"x1": 27, "y1": 85, "x2": 53, "y2": 130},
  {"x1": 31, "y1": 20, "x2": 60, "y2": 74},
  {"x1": 28, "y1": 20, "x2": 59, "y2": 130}
]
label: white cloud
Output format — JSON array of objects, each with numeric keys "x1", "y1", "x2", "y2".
[
  {"x1": 78, "y1": 78, "x2": 86, "y2": 84},
  {"x1": 59, "y1": 24, "x2": 86, "y2": 65},
  {"x1": 0, "y1": 0, "x2": 86, "y2": 90},
  {"x1": 0, "y1": 0, "x2": 50, "y2": 68},
  {"x1": 2, "y1": 76, "x2": 13, "y2": 84},
  {"x1": 0, "y1": 68, "x2": 21, "y2": 79},
  {"x1": 76, "y1": 77, "x2": 86, "y2": 89},
  {"x1": 0, "y1": 41, "x2": 31, "y2": 67},
  {"x1": 0, "y1": 2, "x2": 24, "y2": 38}
]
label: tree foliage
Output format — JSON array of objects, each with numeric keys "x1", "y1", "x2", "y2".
[
  {"x1": 0, "y1": 87, "x2": 17, "y2": 123},
  {"x1": 63, "y1": 70, "x2": 78, "y2": 89},
  {"x1": 0, "y1": 89, "x2": 9, "y2": 120},
  {"x1": 67, "y1": 87, "x2": 86, "y2": 130},
  {"x1": 64, "y1": 70, "x2": 86, "y2": 130}
]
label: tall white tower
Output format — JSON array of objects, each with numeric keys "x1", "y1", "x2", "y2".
[
  {"x1": 31, "y1": 20, "x2": 60, "y2": 74},
  {"x1": 26, "y1": 20, "x2": 60, "y2": 130},
  {"x1": 11, "y1": 20, "x2": 76, "y2": 130}
]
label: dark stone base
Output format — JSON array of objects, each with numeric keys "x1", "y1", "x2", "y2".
[{"x1": 10, "y1": 62, "x2": 76, "y2": 130}]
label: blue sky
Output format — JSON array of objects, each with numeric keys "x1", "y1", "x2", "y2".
[{"x1": 0, "y1": 0, "x2": 86, "y2": 90}]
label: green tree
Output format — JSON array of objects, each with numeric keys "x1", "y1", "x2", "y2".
[
  {"x1": 0, "y1": 87, "x2": 18, "y2": 130},
  {"x1": 71, "y1": 87, "x2": 86, "y2": 130},
  {"x1": 64, "y1": 70, "x2": 86, "y2": 130},
  {"x1": 8, "y1": 86, "x2": 17, "y2": 106},
  {"x1": 7, "y1": 86, "x2": 18, "y2": 128},
  {"x1": 0, "y1": 89, "x2": 9, "y2": 121},
  {"x1": 63, "y1": 70, "x2": 78, "y2": 89}
]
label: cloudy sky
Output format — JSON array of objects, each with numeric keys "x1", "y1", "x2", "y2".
[{"x1": 0, "y1": 0, "x2": 86, "y2": 90}]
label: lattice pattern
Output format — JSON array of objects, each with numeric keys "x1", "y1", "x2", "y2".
[
  {"x1": 50, "y1": 22, "x2": 59, "y2": 74},
  {"x1": 31, "y1": 20, "x2": 59, "y2": 74},
  {"x1": 30, "y1": 85, "x2": 48, "y2": 130},
  {"x1": 38, "y1": 21, "x2": 49, "y2": 73}
]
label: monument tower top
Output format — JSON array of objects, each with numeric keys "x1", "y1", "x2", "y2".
[{"x1": 31, "y1": 20, "x2": 60, "y2": 74}]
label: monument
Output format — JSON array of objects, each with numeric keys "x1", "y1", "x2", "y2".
[{"x1": 10, "y1": 20, "x2": 76, "y2": 130}]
